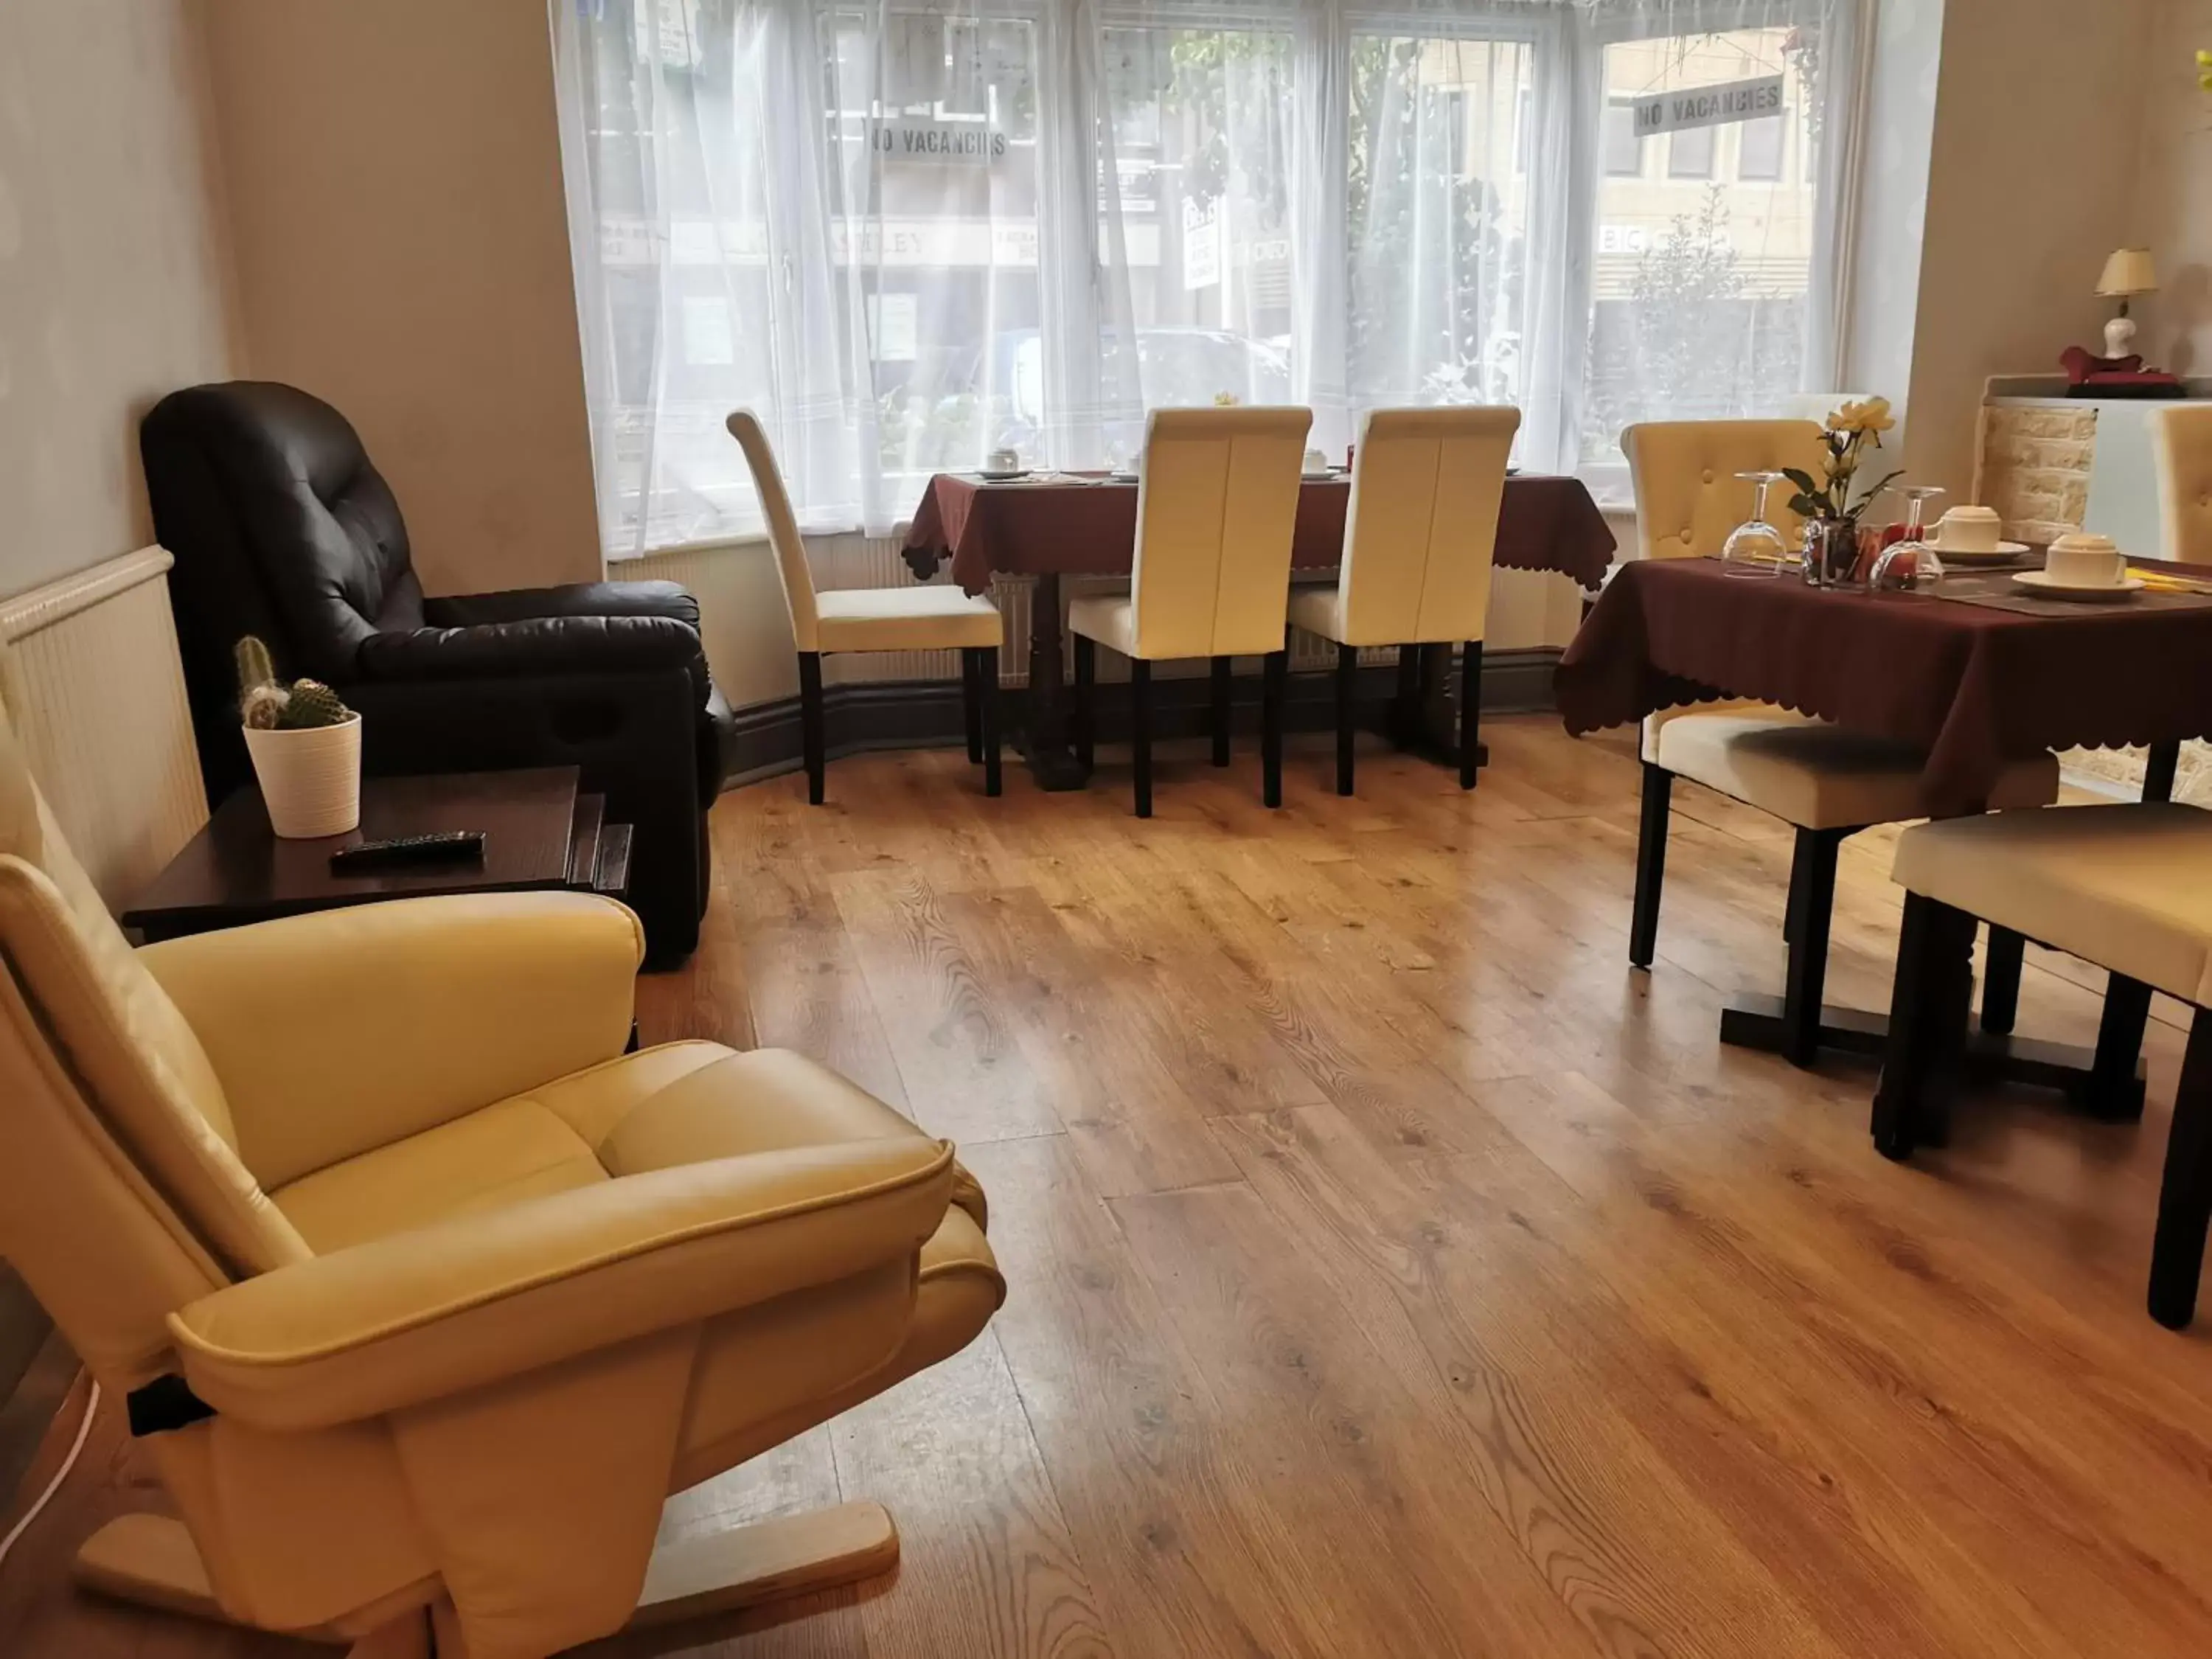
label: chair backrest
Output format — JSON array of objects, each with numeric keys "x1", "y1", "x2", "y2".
[
  {"x1": 142, "y1": 382, "x2": 427, "y2": 802},
  {"x1": 0, "y1": 700, "x2": 308, "y2": 1388},
  {"x1": 1130, "y1": 406, "x2": 1312, "y2": 659},
  {"x1": 2152, "y1": 404, "x2": 2212, "y2": 565},
  {"x1": 726, "y1": 411, "x2": 822, "y2": 651},
  {"x1": 1621, "y1": 420, "x2": 1829, "y2": 561},
  {"x1": 1335, "y1": 406, "x2": 1520, "y2": 647}
]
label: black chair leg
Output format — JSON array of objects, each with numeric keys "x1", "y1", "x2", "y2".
[
  {"x1": 1072, "y1": 634, "x2": 1096, "y2": 774},
  {"x1": 2150, "y1": 1006, "x2": 2212, "y2": 1329},
  {"x1": 1459, "y1": 641, "x2": 1481, "y2": 789},
  {"x1": 1980, "y1": 926, "x2": 2025, "y2": 1035},
  {"x1": 1262, "y1": 643, "x2": 1287, "y2": 809},
  {"x1": 1211, "y1": 655, "x2": 1233, "y2": 767},
  {"x1": 961, "y1": 648, "x2": 983, "y2": 763},
  {"x1": 2084, "y1": 973, "x2": 2154, "y2": 1123},
  {"x1": 798, "y1": 651, "x2": 826, "y2": 806},
  {"x1": 979, "y1": 646, "x2": 1001, "y2": 798},
  {"x1": 1629, "y1": 763, "x2": 1672, "y2": 968},
  {"x1": 1874, "y1": 893, "x2": 1975, "y2": 1159},
  {"x1": 1131, "y1": 658, "x2": 1152, "y2": 819},
  {"x1": 1335, "y1": 641, "x2": 1357, "y2": 796},
  {"x1": 1780, "y1": 827, "x2": 1843, "y2": 1070}
]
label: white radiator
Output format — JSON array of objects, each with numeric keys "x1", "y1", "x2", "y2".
[{"x1": 0, "y1": 548, "x2": 208, "y2": 906}]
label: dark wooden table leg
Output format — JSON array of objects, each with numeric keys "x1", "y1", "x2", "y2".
[
  {"x1": 1874, "y1": 893, "x2": 1972, "y2": 1158},
  {"x1": 2145, "y1": 738, "x2": 2183, "y2": 804},
  {"x1": 1020, "y1": 574, "x2": 1088, "y2": 791},
  {"x1": 1388, "y1": 644, "x2": 1488, "y2": 772}
]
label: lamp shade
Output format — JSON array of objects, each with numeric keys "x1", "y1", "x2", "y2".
[{"x1": 2097, "y1": 247, "x2": 2157, "y2": 297}]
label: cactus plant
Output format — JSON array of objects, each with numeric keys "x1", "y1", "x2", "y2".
[{"x1": 233, "y1": 635, "x2": 355, "y2": 731}]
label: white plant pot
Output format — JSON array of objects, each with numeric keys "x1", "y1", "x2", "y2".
[{"x1": 243, "y1": 714, "x2": 363, "y2": 838}]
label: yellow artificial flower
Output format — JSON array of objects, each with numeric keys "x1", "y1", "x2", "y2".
[
  {"x1": 1213, "y1": 391, "x2": 1241, "y2": 406},
  {"x1": 1828, "y1": 396, "x2": 1895, "y2": 437},
  {"x1": 2199, "y1": 47, "x2": 2212, "y2": 91}
]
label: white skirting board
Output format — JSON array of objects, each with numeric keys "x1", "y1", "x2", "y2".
[{"x1": 0, "y1": 546, "x2": 209, "y2": 907}]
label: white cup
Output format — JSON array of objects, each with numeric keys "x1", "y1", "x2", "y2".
[
  {"x1": 1302, "y1": 447, "x2": 1329, "y2": 476},
  {"x1": 2045, "y1": 532, "x2": 2126, "y2": 588},
  {"x1": 1930, "y1": 505, "x2": 2002, "y2": 554},
  {"x1": 987, "y1": 447, "x2": 1020, "y2": 474}
]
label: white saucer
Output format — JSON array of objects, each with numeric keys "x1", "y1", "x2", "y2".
[
  {"x1": 2010, "y1": 570, "x2": 2146, "y2": 602},
  {"x1": 1107, "y1": 470, "x2": 1139, "y2": 483},
  {"x1": 1301, "y1": 470, "x2": 1332, "y2": 481},
  {"x1": 1931, "y1": 540, "x2": 2031, "y2": 565},
  {"x1": 975, "y1": 468, "x2": 1033, "y2": 481}
]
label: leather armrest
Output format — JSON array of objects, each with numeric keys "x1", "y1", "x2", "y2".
[
  {"x1": 139, "y1": 895, "x2": 643, "y2": 1187},
  {"x1": 422, "y1": 581, "x2": 700, "y2": 630},
  {"x1": 354, "y1": 615, "x2": 702, "y2": 684},
  {"x1": 167, "y1": 1138, "x2": 956, "y2": 1430}
]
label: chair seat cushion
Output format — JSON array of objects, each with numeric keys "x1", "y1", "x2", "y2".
[
  {"x1": 1067, "y1": 594, "x2": 1141, "y2": 658},
  {"x1": 273, "y1": 1041, "x2": 941, "y2": 1252},
  {"x1": 1892, "y1": 802, "x2": 2212, "y2": 1006},
  {"x1": 1286, "y1": 585, "x2": 1349, "y2": 646},
  {"x1": 814, "y1": 586, "x2": 1002, "y2": 653},
  {"x1": 1652, "y1": 707, "x2": 2059, "y2": 831}
]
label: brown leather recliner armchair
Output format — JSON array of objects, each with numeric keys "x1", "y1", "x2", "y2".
[{"x1": 0, "y1": 704, "x2": 1002, "y2": 1657}]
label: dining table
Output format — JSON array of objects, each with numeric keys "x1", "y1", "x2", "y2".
[
  {"x1": 1556, "y1": 552, "x2": 2212, "y2": 1113},
  {"x1": 905, "y1": 470, "x2": 1618, "y2": 788}
]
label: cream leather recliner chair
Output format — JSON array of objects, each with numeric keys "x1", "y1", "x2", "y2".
[
  {"x1": 0, "y1": 709, "x2": 1003, "y2": 1657},
  {"x1": 1620, "y1": 420, "x2": 2059, "y2": 1068},
  {"x1": 1068, "y1": 405, "x2": 1312, "y2": 817}
]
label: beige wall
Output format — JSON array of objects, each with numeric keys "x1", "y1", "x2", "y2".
[
  {"x1": 0, "y1": 0, "x2": 237, "y2": 599},
  {"x1": 1895, "y1": 0, "x2": 2157, "y2": 502},
  {"x1": 2129, "y1": 1, "x2": 2212, "y2": 376},
  {"x1": 199, "y1": 0, "x2": 601, "y2": 597}
]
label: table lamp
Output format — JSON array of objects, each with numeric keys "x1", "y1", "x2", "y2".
[{"x1": 2096, "y1": 247, "x2": 2157, "y2": 359}]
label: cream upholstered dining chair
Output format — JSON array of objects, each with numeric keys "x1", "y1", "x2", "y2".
[
  {"x1": 0, "y1": 699, "x2": 1003, "y2": 1658},
  {"x1": 1287, "y1": 405, "x2": 1519, "y2": 795},
  {"x1": 1875, "y1": 804, "x2": 2212, "y2": 1329},
  {"x1": 1068, "y1": 405, "x2": 1312, "y2": 818},
  {"x1": 727, "y1": 411, "x2": 1005, "y2": 803},
  {"x1": 2152, "y1": 403, "x2": 2212, "y2": 564},
  {"x1": 1619, "y1": 419, "x2": 2061, "y2": 1068}
]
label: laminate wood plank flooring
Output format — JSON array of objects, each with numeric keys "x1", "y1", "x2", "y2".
[{"x1": 7, "y1": 717, "x2": 2211, "y2": 1658}]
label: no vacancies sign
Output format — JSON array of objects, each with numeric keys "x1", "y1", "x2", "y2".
[
  {"x1": 1630, "y1": 74, "x2": 1784, "y2": 139},
  {"x1": 877, "y1": 119, "x2": 1007, "y2": 164}
]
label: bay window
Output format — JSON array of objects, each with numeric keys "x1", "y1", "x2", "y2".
[{"x1": 553, "y1": 0, "x2": 1864, "y2": 554}]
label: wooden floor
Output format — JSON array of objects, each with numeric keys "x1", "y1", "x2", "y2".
[{"x1": 8, "y1": 717, "x2": 2212, "y2": 1658}]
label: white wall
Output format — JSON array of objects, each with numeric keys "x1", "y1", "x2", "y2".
[
  {"x1": 0, "y1": 0, "x2": 238, "y2": 599},
  {"x1": 2129, "y1": 1, "x2": 2212, "y2": 376},
  {"x1": 1892, "y1": 0, "x2": 2157, "y2": 501},
  {"x1": 199, "y1": 0, "x2": 602, "y2": 597}
]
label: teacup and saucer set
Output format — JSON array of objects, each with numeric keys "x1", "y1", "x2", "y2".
[
  {"x1": 977, "y1": 446, "x2": 1032, "y2": 482},
  {"x1": 1924, "y1": 505, "x2": 2029, "y2": 566},
  {"x1": 2013, "y1": 532, "x2": 2146, "y2": 602}
]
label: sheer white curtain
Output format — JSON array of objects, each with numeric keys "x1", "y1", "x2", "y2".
[{"x1": 553, "y1": 0, "x2": 1865, "y2": 554}]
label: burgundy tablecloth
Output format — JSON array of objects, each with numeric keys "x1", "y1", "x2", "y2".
[
  {"x1": 1556, "y1": 557, "x2": 2212, "y2": 815},
  {"x1": 906, "y1": 472, "x2": 1616, "y2": 596}
]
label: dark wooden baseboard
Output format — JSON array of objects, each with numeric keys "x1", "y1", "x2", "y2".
[{"x1": 720, "y1": 646, "x2": 1560, "y2": 787}]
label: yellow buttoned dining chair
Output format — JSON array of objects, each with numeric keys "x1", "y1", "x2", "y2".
[
  {"x1": 2152, "y1": 403, "x2": 2212, "y2": 564},
  {"x1": 728, "y1": 411, "x2": 1006, "y2": 803},
  {"x1": 1620, "y1": 419, "x2": 2059, "y2": 1067},
  {"x1": 1287, "y1": 406, "x2": 1519, "y2": 795},
  {"x1": 1068, "y1": 406, "x2": 1312, "y2": 818}
]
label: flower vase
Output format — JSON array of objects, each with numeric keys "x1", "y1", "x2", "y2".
[{"x1": 1801, "y1": 519, "x2": 1859, "y2": 588}]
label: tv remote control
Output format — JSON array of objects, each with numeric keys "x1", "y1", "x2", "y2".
[{"x1": 330, "y1": 831, "x2": 486, "y2": 874}]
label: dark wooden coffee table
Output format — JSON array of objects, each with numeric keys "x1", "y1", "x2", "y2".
[{"x1": 122, "y1": 768, "x2": 632, "y2": 943}]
